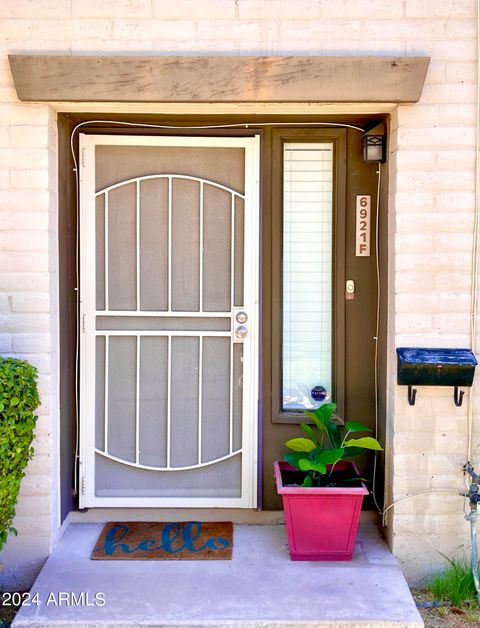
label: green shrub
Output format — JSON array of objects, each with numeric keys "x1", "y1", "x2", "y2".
[{"x1": 0, "y1": 357, "x2": 40, "y2": 552}]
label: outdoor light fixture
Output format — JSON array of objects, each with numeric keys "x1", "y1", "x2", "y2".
[
  {"x1": 362, "y1": 122, "x2": 386, "y2": 163},
  {"x1": 362, "y1": 133, "x2": 386, "y2": 163}
]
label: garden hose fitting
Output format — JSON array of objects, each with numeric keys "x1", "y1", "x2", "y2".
[{"x1": 463, "y1": 464, "x2": 480, "y2": 605}]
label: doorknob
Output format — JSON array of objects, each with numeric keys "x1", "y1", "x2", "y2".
[{"x1": 235, "y1": 325, "x2": 248, "y2": 339}]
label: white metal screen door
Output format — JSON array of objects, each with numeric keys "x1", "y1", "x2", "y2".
[{"x1": 79, "y1": 135, "x2": 260, "y2": 508}]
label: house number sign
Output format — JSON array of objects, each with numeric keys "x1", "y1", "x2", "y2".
[{"x1": 356, "y1": 195, "x2": 371, "y2": 257}]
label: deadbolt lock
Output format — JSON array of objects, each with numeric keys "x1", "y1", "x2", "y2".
[{"x1": 236, "y1": 311, "x2": 248, "y2": 324}]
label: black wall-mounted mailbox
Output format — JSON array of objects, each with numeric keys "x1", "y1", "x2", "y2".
[{"x1": 396, "y1": 347, "x2": 478, "y2": 407}]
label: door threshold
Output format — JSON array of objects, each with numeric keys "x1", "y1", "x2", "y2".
[
  {"x1": 67, "y1": 508, "x2": 285, "y2": 525},
  {"x1": 67, "y1": 508, "x2": 377, "y2": 525}
]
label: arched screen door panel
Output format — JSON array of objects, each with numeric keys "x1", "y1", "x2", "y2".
[{"x1": 79, "y1": 135, "x2": 260, "y2": 508}]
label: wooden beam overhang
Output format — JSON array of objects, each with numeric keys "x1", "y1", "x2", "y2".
[{"x1": 9, "y1": 55, "x2": 429, "y2": 104}]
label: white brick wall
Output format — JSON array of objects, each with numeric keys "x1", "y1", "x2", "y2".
[
  {"x1": 386, "y1": 2, "x2": 478, "y2": 581},
  {"x1": 0, "y1": 0, "x2": 478, "y2": 586}
]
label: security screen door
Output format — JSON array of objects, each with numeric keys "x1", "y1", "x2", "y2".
[{"x1": 79, "y1": 135, "x2": 260, "y2": 508}]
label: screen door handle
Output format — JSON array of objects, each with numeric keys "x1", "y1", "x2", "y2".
[{"x1": 235, "y1": 325, "x2": 248, "y2": 339}]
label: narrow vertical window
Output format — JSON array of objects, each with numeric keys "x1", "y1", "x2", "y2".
[{"x1": 282, "y1": 142, "x2": 333, "y2": 410}]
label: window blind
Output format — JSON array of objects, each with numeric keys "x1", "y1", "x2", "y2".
[{"x1": 282, "y1": 142, "x2": 333, "y2": 410}]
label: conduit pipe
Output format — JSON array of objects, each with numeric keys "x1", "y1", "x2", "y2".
[
  {"x1": 467, "y1": 0, "x2": 480, "y2": 468},
  {"x1": 464, "y1": 464, "x2": 480, "y2": 604},
  {"x1": 463, "y1": 0, "x2": 480, "y2": 603}
]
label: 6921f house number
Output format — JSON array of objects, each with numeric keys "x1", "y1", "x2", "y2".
[{"x1": 356, "y1": 195, "x2": 371, "y2": 257}]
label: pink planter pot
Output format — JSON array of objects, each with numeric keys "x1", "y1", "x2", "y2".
[{"x1": 274, "y1": 460, "x2": 369, "y2": 561}]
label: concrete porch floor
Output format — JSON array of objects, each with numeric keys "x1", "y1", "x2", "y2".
[{"x1": 13, "y1": 522, "x2": 423, "y2": 628}]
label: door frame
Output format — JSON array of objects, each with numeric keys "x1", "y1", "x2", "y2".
[{"x1": 78, "y1": 134, "x2": 260, "y2": 508}]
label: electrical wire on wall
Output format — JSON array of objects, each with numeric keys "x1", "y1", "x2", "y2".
[
  {"x1": 464, "y1": 0, "x2": 480, "y2": 602},
  {"x1": 69, "y1": 118, "x2": 368, "y2": 497},
  {"x1": 371, "y1": 162, "x2": 383, "y2": 515},
  {"x1": 70, "y1": 118, "x2": 473, "y2": 525},
  {"x1": 379, "y1": 2, "x2": 480, "y2": 536},
  {"x1": 466, "y1": 0, "x2": 480, "y2": 469},
  {"x1": 368, "y1": 156, "x2": 467, "y2": 523}
]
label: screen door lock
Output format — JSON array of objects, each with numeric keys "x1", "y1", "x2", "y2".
[
  {"x1": 346, "y1": 279, "x2": 355, "y2": 300},
  {"x1": 234, "y1": 309, "x2": 249, "y2": 339},
  {"x1": 236, "y1": 311, "x2": 248, "y2": 324}
]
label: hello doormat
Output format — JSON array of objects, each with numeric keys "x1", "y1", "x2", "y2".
[{"x1": 91, "y1": 521, "x2": 233, "y2": 560}]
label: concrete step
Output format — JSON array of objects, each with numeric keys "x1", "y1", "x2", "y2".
[{"x1": 13, "y1": 522, "x2": 423, "y2": 628}]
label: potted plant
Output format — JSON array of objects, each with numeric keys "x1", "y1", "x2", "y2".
[{"x1": 274, "y1": 402, "x2": 382, "y2": 561}]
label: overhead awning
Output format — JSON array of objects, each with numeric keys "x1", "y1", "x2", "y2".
[{"x1": 9, "y1": 55, "x2": 429, "y2": 104}]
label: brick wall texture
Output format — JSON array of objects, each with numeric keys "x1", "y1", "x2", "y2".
[{"x1": 0, "y1": 0, "x2": 478, "y2": 586}]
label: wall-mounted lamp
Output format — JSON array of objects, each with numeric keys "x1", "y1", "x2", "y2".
[
  {"x1": 362, "y1": 133, "x2": 386, "y2": 163},
  {"x1": 362, "y1": 122, "x2": 387, "y2": 163}
]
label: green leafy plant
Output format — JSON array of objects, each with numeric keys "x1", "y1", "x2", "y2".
[
  {"x1": 0, "y1": 357, "x2": 40, "y2": 552},
  {"x1": 284, "y1": 402, "x2": 382, "y2": 487}
]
